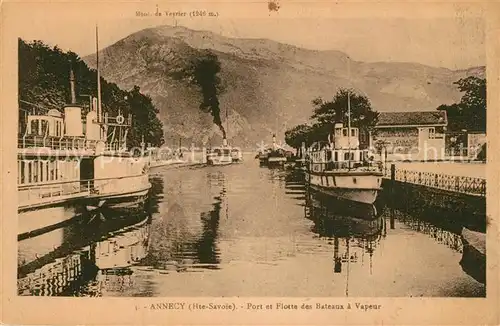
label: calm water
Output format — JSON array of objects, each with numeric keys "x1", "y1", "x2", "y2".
[{"x1": 18, "y1": 158, "x2": 485, "y2": 297}]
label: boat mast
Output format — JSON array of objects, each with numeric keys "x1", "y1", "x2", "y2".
[{"x1": 96, "y1": 25, "x2": 102, "y2": 125}]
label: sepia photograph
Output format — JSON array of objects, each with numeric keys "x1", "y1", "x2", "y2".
[{"x1": 1, "y1": 1, "x2": 499, "y2": 325}]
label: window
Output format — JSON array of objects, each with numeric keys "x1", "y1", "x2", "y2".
[
  {"x1": 20, "y1": 161, "x2": 25, "y2": 184},
  {"x1": 33, "y1": 162, "x2": 38, "y2": 183},
  {"x1": 344, "y1": 153, "x2": 350, "y2": 160},
  {"x1": 334, "y1": 151, "x2": 338, "y2": 162},
  {"x1": 55, "y1": 162, "x2": 58, "y2": 180},
  {"x1": 46, "y1": 162, "x2": 49, "y2": 182},
  {"x1": 30, "y1": 120, "x2": 39, "y2": 135},
  {"x1": 41, "y1": 120, "x2": 48, "y2": 136},
  {"x1": 351, "y1": 129, "x2": 356, "y2": 137},
  {"x1": 28, "y1": 163, "x2": 32, "y2": 183},
  {"x1": 40, "y1": 161, "x2": 44, "y2": 182},
  {"x1": 50, "y1": 161, "x2": 54, "y2": 181},
  {"x1": 428, "y1": 127, "x2": 435, "y2": 139},
  {"x1": 343, "y1": 129, "x2": 348, "y2": 137}
]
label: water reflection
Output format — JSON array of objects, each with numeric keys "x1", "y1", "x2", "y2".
[
  {"x1": 304, "y1": 188, "x2": 383, "y2": 283},
  {"x1": 18, "y1": 210, "x2": 151, "y2": 296},
  {"x1": 141, "y1": 173, "x2": 224, "y2": 272},
  {"x1": 394, "y1": 209, "x2": 463, "y2": 253},
  {"x1": 18, "y1": 165, "x2": 485, "y2": 297}
]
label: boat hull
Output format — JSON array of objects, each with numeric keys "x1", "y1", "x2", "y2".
[
  {"x1": 86, "y1": 185, "x2": 152, "y2": 212},
  {"x1": 307, "y1": 187, "x2": 381, "y2": 220},
  {"x1": 309, "y1": 183, "x2": 379, "y2": 205},
  {"x1": 306, "y1": 171, "x2": 382, "y2": 205},
  {"x1": 207, "y1": 158, "x2": 233, "y2": 166},
  {"x1": 268, "y1": 157, "x2": 287, "y2": 165}
]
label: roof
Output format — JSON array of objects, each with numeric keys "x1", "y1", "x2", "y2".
[{"x1": 376, "y1": 111, "x2": 447, "y2": 127}]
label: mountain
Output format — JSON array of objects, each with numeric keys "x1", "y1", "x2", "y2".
[{"x1": 83, "y1": 25, "x2": 485, "y2": 148}]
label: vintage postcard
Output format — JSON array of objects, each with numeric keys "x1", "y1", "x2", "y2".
[{"x1": 1, "y1": 0, "x2": 499, "y2": 325}]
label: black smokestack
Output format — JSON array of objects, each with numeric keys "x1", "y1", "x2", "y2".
[{"x1": 191, "y1": 51, "x2": 226, "y2": 138}]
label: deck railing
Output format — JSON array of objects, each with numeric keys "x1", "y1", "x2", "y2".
[
  {"x1": 18, "y1": 174, "x2": 151, "y2": 210},
  {"x1": 18, "y1": 137, "x2": 127, "y2": 153},
  {"x1": 383, "y1": 164, "x2": 486, "y2": 197},
  {"x1": 18, "y1": 137, "x2": 97, "y2": 151},
  {"x1": 18, "y1": 179, "x2": 92, "y2": 209}
]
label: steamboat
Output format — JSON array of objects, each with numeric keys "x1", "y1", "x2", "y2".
[
  {"x1": 258, "y1": 134, "x2": 287, "y2": 166},
  {"x1": 305, "y1": 122, "x2": 383, "y2": 206},
  {"x1": 206, "y1": 138, "x2": 233, "y2": 166},
  {"x1": 17, "y1": 28, "x2": 151, "y2": 238}
]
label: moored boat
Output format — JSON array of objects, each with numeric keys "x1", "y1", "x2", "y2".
[
  {"x1": 268, "y1": 150, "x2": 287, "y2": 166},
  {"x1": 17, "y1": 27, "x2": 151, "y2": 237},
  {"x1": 305, "y1": 122, "x2": 383, "y2": 206},
  {"x1": 257, "y1": 151, "x2": 269, "y2": 165},
  {"x1": 257, "y1": 134, "x2": 288, "y2": 167}
]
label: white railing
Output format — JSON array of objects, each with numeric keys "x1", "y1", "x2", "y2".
[
  {"x1": 18, "y1": 174, "x2": 151, "y2": 210},
  {"x1": 18, "y1": 179, "x2": 92, "y2": 209},
  {"x1": 18, "y1": 137, "x2": 131, "y2": 154},
  {"x1": 18, "y1": 137, "x2": 97, "y2": 151}
]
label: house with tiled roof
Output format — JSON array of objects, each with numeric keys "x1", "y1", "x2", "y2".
[{"x1": 371, "y1": 111, "x2": 448, "y2": 160}]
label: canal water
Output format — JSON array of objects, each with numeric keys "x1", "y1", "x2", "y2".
[{"x1": 17, "y1": 159, "x2": 485, "y2": 297}]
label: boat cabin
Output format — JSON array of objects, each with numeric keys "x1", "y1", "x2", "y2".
[
  {"x1": 308, "y1": 123, "x2": 378, "y2": 172},
  {"x1": 213, "y1": 148, "x2": 231, "y2": 157},
  {"x1": 25, "y1": 109, "x2": 64, "y2": 137},
  {"x1": 18, "y1": 96, "x2": 133, "y2": 189}
]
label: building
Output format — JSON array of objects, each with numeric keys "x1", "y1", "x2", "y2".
[{"x1": 371, "y1": 111, "x2": 448, "y2": 161}]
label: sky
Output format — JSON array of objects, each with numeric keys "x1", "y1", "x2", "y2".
[{"x1": 10, "y1": 2, "x2": 486, "y2": 70}]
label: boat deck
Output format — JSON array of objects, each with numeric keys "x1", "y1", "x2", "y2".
[
  {"x1": 19, "y1": 191, "x2": 90, "y2": 211},
  {"x1": 18, "y1": 175, "x2": 150, "y2": 211}
]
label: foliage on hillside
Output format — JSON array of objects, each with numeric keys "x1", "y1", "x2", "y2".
[{"x1": 18, "y1": 39, "x2": 165, "y2": 147}]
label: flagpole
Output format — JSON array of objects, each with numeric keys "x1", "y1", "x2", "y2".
[{"x1": 96, "y1": 24, "x2": 101, "y2": 124}]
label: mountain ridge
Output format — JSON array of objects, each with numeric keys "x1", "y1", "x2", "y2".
[{"x1": 83, "y1": 25, "x2": 485, "y2": 147}]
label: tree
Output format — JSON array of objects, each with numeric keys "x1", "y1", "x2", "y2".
[
  {"x1": 285, "y1": 89, "x2": 378, "y2": 154},
  {"x1": 437, "y1": 76, "x2": 486, "y2": 132},
  {"x1": 18, "y1": 39, "x2": 165, "y2": 148},
  {"x1": 285, "y1": 124, "x2": 312, "y2": 156},
  {"x1": 310, "y1": 88, "x2": 378, "y2": 145},
  {"x1": 127, "y1": 85, "x2": 165, "y2": 148}
]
